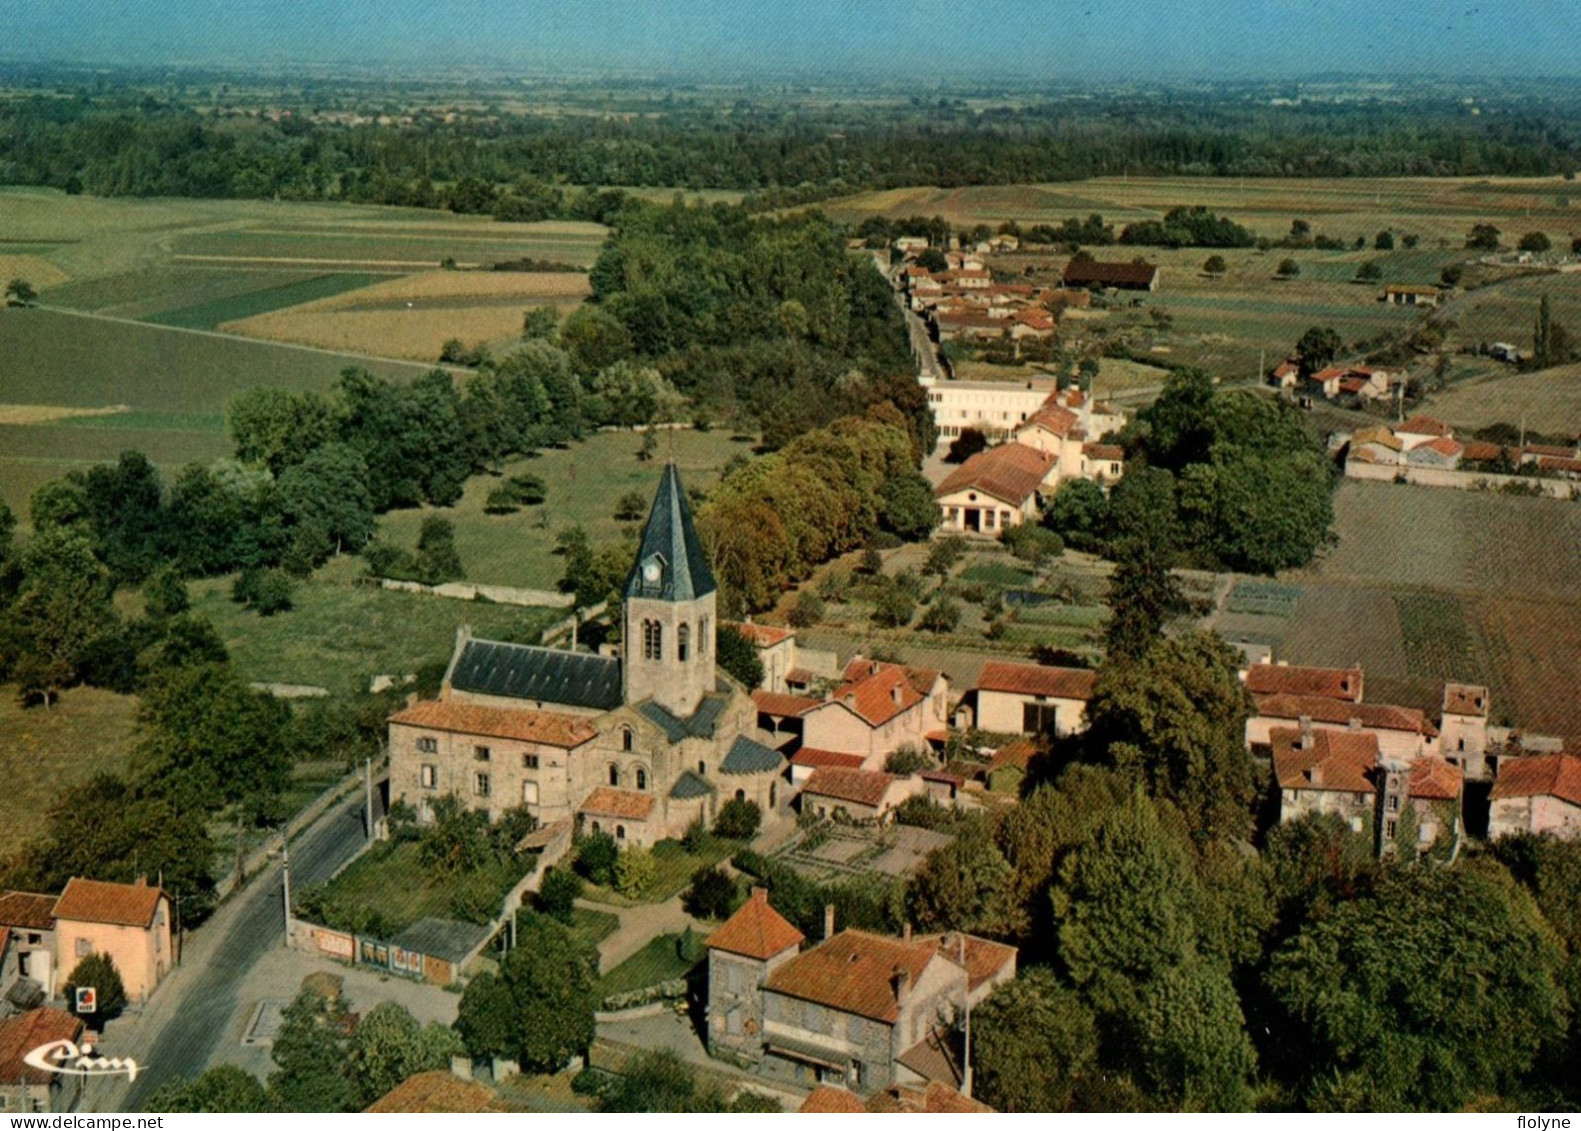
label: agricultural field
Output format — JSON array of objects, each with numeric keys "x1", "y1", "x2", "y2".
[
  {"x1": 0, "y1": 685, "x2": 139, "y2": 858},
  {"x1": 1421, "y1": 365, "x2": 1581, "y2": 436},
  {"x1": 1276, "y1": 481, "x2": 1581, "y2": 746},
  {"x1": 222, "y1": 270, "x2": 592, "y2": 362},
  {"x1": 187, "y1": 574, "x2": 564, "y2": 699},
  {"x1": 351, "y1": 428, "x2": 752, "y2": 591}
]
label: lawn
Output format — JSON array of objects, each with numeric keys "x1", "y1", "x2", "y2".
[
  {"x1": 0, "y1": 685, "x2": 139, "y2": 858},
  {"x1": 144, "y1": 272, "x2": 390, "y2": 330},
  {"x1": 566, "y1": 907, "x2": 620, "y2": 953},
  {"x1": 307, "y1": 838, "x2": 527, "y2": 937},
  {"x1": 581, "y1": 836, "x2": 743, "y2": 907},
  {"x1": 960, "y1": 561, "x2": 1035, "y2": 588},
  {"x1": 595, "y1": 932, "x2": 698, "y2": 998},
  {"x1": 363, "y1": 428, "x2": 752, "y2": 589},
  {"x1": 188, "y1": 574, "x2": 564, "y2": 698}
]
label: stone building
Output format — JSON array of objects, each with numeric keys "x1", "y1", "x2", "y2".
[{"x1": 388, "y1": 464, "x2": 786, "y2": 847}]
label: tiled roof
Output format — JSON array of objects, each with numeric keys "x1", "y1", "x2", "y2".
[
  {"x1": 976, "y1": 660, "x2": 1096, "y2": 700},
  {"x1": 1083, "y1": 442, "x2": 1125, "y2": 461},
  {"x1": 669, "y1": 770, "x2": 713, "y2": 800},
  {"x1": 721, "y1": 735, "x2": 784, "y2": 775},
  {"x1": 1409, "y1": 757, "x2": 1464, "y2": 802},
  {"x1": 988, "y1": 738, "x2": 1037, "y2": 774},
  {"x1": 53, "y1": 877, "x2": 164, "y2": 928},
  {"x1": 1244, "y1": 662, "x2": 1362, "y2": 702},
  {"x1": 789, "y1": 748, "x2": 866, "y2": 771},
  {"x1": 798, "y1": 1086, "x2": 868, "y2": 1113},
  {"x1": 637, "y1": 694, "x2": 729, "y2": 742},
  {"x1": 0, "y1": 1008, "x2": 82, "y2": 1087},
  {"x1": 1021, "y1": 404, "x2": 1081, "y2": 438},
  {"x1": 577, "y1": 787, "x2": 656, "y2": 822},
  {"x1": 1523, "y1": 443, "x2": 1577, "y2": 459},
  {"x1": 389, "y1": 699, "x2": 597, "y2": 749},
  {"x1": 705, "y1": 887, "x2": 804, "y2": 960},
  {"x1": 625, "y1": 463, "x2": 716, "y2": 602},
  {"x1": 1538, "y1": 456, "x2": 1581, "y2": 474},
  {"x1": 1062, "y1": 259, "x2": 1158, "y2": 288},
  {"x1": 826, "y1": 664, "x2": 925, "y2": 727},
  {"x1": 1397, "y1": 415, "x2": 1451, "y2": 437},
  {"x1": 934, "y1": 442, "x2": 1056, "y2": 507},
  {"x1": 766, "y1": 929, "x2": 936, "y2": 1023},
  {"x1": 1272, "y1": 727, "x2": 1380, "y2": 794},
  {"x1": 840, "y1": 658, "x2": 943, "y2": 699},
  {"x1": 1492, "y1": 754, "x2": 1581, "y2": 806},
  {"x1": 0, "y1": 890, "x2": 57, "y2": 931},
  {"x1": 868, "y1": 1082, "x2": 993, "y2": 1114},
  {"x1": 722, "y1": 621, "x2": 793, "y2": 648},
  {"x1": 1459, "y1": 440, "x2": 1506, "y2": 462},
  {"x1": 895, "y1": 1028, "x2": 962, "y2": 1089},
  {"x1": 1420, "y1": 436, "x2": 1464, "y2": 458},
  {"x1": 802, "y1": 769, "x2": 898, "y2": 809},
  {"x1": 450, "y1": 637, "x2": 622, "y2": 712},
  {"x1": 1254, "y1": 694, "x2": 1435, "y2": 736},
  {"x1": 751, "y1": 690, "x2": 821, "y2": 718},
  {"x1": 1443, "y1": 683, "x2": 1490, "y2": 718},
  {"x1": 917, "y1": 932, "x2": 1018, "y2": 992},
  {"x1": 365, "y1": 1071, "x2": 505, "y2": 1113}
]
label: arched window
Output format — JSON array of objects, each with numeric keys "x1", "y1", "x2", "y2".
[
  {"x1": 699, "y1": 616, "x2": 709, "y2": 656},
  {"x1": 615, "y1": 825, "x2": 626, "y2": 840},
  {"x1": 591, "y1": 821, "x2": 601, "y2": 834},
  {"x1": 770, "y1": 783, "x2": 777, "y2": 808},
  {"x1": 636, "y1": 767, "x2": 648, "y2": 791},
  {"x1": 608, "y1": 764, "x2": 619, "y2": 787},
  {"x1": 621, "y1": 727, "x2": 633, "y2": 752},
  {"x1": 678, "y1": 623, "x2": 690, "y2": 662},
  {"x1": 642, "y1": 620, "x2": 663, "y2": 661},
  {"x1": 735, "y1": 788, "x2": 746, "y2": 802}
]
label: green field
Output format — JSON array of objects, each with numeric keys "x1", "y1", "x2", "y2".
[
  {"x1": 188, "y1": 574, "x2": 563, "y2": 697},
  {"x1": 595, "y1": 933, "x2": 698, "y2": 998},
  {"x1": 0, "y1": 685, "x2": 139, "y2": 859},
  {"x1": 363, "y1": 429, "x2": 753, "y2": 590},
  {"x1": 143, "y1": 272, "x2": 390, "y2": 329},
  {"x1": 307, "y1": 838, "x2": 527, "y2": 937}
]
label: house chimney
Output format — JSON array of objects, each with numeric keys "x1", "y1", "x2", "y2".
[
  {"x1": 824, "y1": 904, "x2": 836, "y2": 939},
  {"x1": 891, "y1": 965, "x2": 911, "y2": 999},
  {"x1": 752, "y1": 886, "x2": 769, "y2": 907},
  {"x1": 1298, "y1": 716, "x2": 1314, "y2": 749},
  {"x1": 1348, "y1": 717, "x2": 1362, "y2": 731},
  {"x1": 891, "y1": 684, "x2": 902, "y2": 705},
  {"x1": 902, "y1": 922, "x2": 912, "y2": 943}
]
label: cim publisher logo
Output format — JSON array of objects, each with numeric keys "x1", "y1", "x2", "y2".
[{"x1": 22, "y1": 1038, "x2": 143, "y2": 1082}]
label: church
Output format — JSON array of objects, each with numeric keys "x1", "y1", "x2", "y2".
[{"x1": 387, "y1": 464, "x2": 786, "y2": 847}]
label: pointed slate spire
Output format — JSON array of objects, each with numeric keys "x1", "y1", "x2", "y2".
[{"x1": 624, "y1": 462, "x2": 716, "y2": 601}]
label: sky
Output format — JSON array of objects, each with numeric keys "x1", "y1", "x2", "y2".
[{"x1": 3, "y1": 0, "x2": 1581, "y2": 80}]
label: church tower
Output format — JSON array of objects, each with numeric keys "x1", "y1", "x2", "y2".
[{"x1": 622, "y1": 462, "x2": 717, "y2": 718}]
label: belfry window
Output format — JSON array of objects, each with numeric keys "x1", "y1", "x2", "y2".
[
  {"x1": 643, "y1": 620, "x2": 663, "y2": 660},
  {"x1": 678, "y1": 623, "x2": 690, "y2": 662}
]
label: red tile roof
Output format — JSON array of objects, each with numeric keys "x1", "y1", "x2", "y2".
[
  {"x1": 1272, "y1": 727, "x2": 1381, "y2": 794},
  {"x1": 976, "y1": 661, "x2": 1096, "y2": 701},
  {"x1": 1538, "y1": 456, "x2": 1581, "y2": 474},
  {"x1": 1409, "y1": 757, "x2": 1464, "y2": 802},
  {"x1": 1443, "y1": 683, "x2": 1490, "y2": 718},
  {"x1": 0, "y1": 1008, "x2": 82, "y2": 1087},
  {"x1": 766, "y1": 929, "x2": 937, "y2": 1023},
  {"x1": 789, "y1": 748, "x2": 867, "y2": 771},
  {"x1": 801, "y1": 769, "x2": 899, "y2": 809},
  {"x1": 1083, "y1": 442, "x2": 1125, "y2": 461},
  {"x1": 751, "y1": 690, "x2": 821, "y2": 717},
  {"x1": 934, "y1": 442, "x2": 1056, "y2": 507},
  {"x1": 723, "y1": 621, "x2": 794, "y2": 648},
  {"x1": 1460, "y1": 440, "x2": 1506, "y2": 462},
  {"x1": 577, "y1": 787, "x2": 655, "y2": 822},
  {"x1": 0, "y1": 891, "x2": 57, "y2": 931},
  {"x1": 705, "y1": 887, "x2": 804, "y2": 960},
  {"x1": 365, "y1": 1071, "x2": 505, "y2": 1113},
  {"x1": 1022, "y1": 404, "x2": 1081, "y2": 438},
  {"x1": 1523, "y1": 443, "x2": 1578, "y2": 459},
  {"x1": 389, "y1": 699, "x2": 597, "y2": 749},
  {"x1": 988, "y1": 738, "x2": 1038, "y2": 774},
  {"x1": 1062, "y1": 259, "x2": 1158, "y2": 288},
  {"x1": 1244, "y1": 662, "x2": 1363, "y2": 702},
  {"x1": 1254, "y1": 694, "x2": 1436, "y2": 737},
  {"x1": 840, "y1": 658, "x2": 942, "y2": 699},
  {"x1": 917, "y1": 931, "x2": 1017, "y2": 992},
  {"x1": 827, "y1": 664, "x2": 924, "y2": 727},
  {"x1": 1397, "y1": 415, "x2": 1451, "y2": 437},
  {"x1": 799, "y1": 1086, "x2": 868, "y2": 1113},
  {"x1": 868, "y1": 1082, "x2": 993, "y2": 1114},
  {"x1": 1492, "y1": 754, "x2": 1581, "y2": 806},
  {"x1": 53, "y1": 878, "x2": 164, "y2": 929},
  {"x1": 1420, "y1": 436, "x2": 1464, "y2": 458}
]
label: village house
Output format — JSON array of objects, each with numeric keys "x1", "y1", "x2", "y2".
[
  {"x1": 1488, "y1": 754, "x2": 1581, "y2": 841},
  {"x1": 1308, "y1": 365, "x2": 1402, "y2": 403},
  {"x1": 1383, "y1": 284, "x2": 1442, "y2": 307},
  {"x1": 1011, "y1": 389, "x2": 1127, "y2": 487},
  {"x1": 723, "y1": 622, "x2": 797, "y2": 694},
  {"x1": 919, "y1": 376, "x2": 1057, "y2": 443},
  {"x1": 966, "y1": 661, "x2": 1096, "y2": 737},
  {"x1": 1061, "y1": 258, "x2": 1160, "y2": 291},
  {"x1": 50, "y1": 878, "x2": 171, "y2": 1005},
  {"x1": 0, "y1": 892, "x2": 57, "y2": 1010},
  {"x1": 0, "y1": 1008, "x2": 83, "y2": 1113},
  {"x1": 789, "y1": 659, "x2": 950, "y2": 767},
  {"x1": 1241, "y1": 661, "x2": 1440, "y2": 760},
  {"x1": 800, "y1": 1081, "x2": 991, "y2": 1113},
  {"x1": 1393, "y1": 415, "x2": 1453, "y2": 450},
  {"x1": 1406, "y1": 436, "x2": 1464, "y2": 469},
  {"x1": 705, "y1": 892, "x2": 1015, "y2": 1095},
  {"x1": 388, "y1": 465, "x2": 787, "y2": 848},
  {"x1": 798, "y1": 769, "x2": 928, "y2": 823},
  {"x1": 933, "y1": 442, "x2": 1055, "y2": 535},
  {"x1": 1271, "y1": 725, "x2": 1462, "y2": 855}
]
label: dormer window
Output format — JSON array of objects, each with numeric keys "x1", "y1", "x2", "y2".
[{"x1": 640, "y1": 553, "x2": 667, "y2": 589}]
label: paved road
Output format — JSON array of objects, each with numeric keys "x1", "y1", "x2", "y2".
[{"x1": 95, "y1": 794, "x2": 370, "y2": 1112}]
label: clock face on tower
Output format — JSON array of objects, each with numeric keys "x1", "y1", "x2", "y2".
[{"x1": 643, "y1": 559, "x2": 662, "y2": 583}]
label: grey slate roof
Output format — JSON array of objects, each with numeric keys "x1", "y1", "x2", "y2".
[
  {"x1": 669, "y1": 770, "x2": 714, "y2": 800},
  {"x1": 391, "y1": 917, "x2": 492, "y2": 964},
  {"x1": 721, "y1": 734, "x2": 785, "y2": 775},
  {"x1": 624, "y1": 463, "x2": 716, "y2": 602},
  {"x1": 638, "y1": 694, "x2": 729, "y2": 743},
  {"x1": 450, "y1": 638, "x2": 622, "y2": 712}
]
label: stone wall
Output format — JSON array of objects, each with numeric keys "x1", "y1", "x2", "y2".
[{"x1": 1345, "y1": 460, "x2": 1579, "y2": 499}]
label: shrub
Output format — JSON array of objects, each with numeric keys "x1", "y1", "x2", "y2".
[
  {"x1": 872, "y1": 585, "x2": 916, "y2": 628},
  {"x1": 681, "y1": 816, "x2": 710, "y2": 854},
  {"x1": 1001, "y1": 523, "x2": 1063, "y2": 564},
  {"x1": 575, "y1": 831, "x2": 619, "y2": 886},
  {"x1": 614, "y1": 490, "x2": 648, "y2": 522},
  {"x1": 233, "y1": 568, "x2": 295, "y2": 615},
  {"x1": 788, "y1": 593, "x2": 825, "y2": 628},
  {"x1": 884, "y1": 744, "x2": 933, "y2": 775},
  {"x1": 537, "y1": 866, "x2": 584, "y2": 923},
  {"x1": 614, "y1": 847, "x2": 657, "y2": 898},
  {"x1": 925, "y1": 535, "x2": 968, "y2": 576},
  {"x1": 1276, "y1": 258, "x2": 1300, "y2": 279},
  {"x1": 714, "y1": 798, "x2": 762, "y2": 840},
  {"x1": 860, "y1": 546, "x2": 884, "y2": 575},
  {"x1": 867, "y1": 531, "x2": 903, "y2": 551},
  {"x1": 64, "y1": 954, "x2": 127, "y2": 1022},
  {"x1": 918, "y1": 596, "x2": 961, "y2": 634},
  {"x1": 945, "y1": 428, "x2": 989, "y2": 464},
  {"x1": 1519, "y1": 231, "x2": 1552, "y2": 253},
  {"x1": 681, "y1": 865, "x2": 738, "y2": 920}
]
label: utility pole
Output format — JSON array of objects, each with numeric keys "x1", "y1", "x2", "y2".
[
  {"x1": 280, "y1": 834, "x2": 293, "y2": 945},
  {"x1": 959, "y1": 934, "x2": 973, "y2": 1098},
  {"x1": 365, "y1": 753, "x2": 376, "y2": 840}
]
